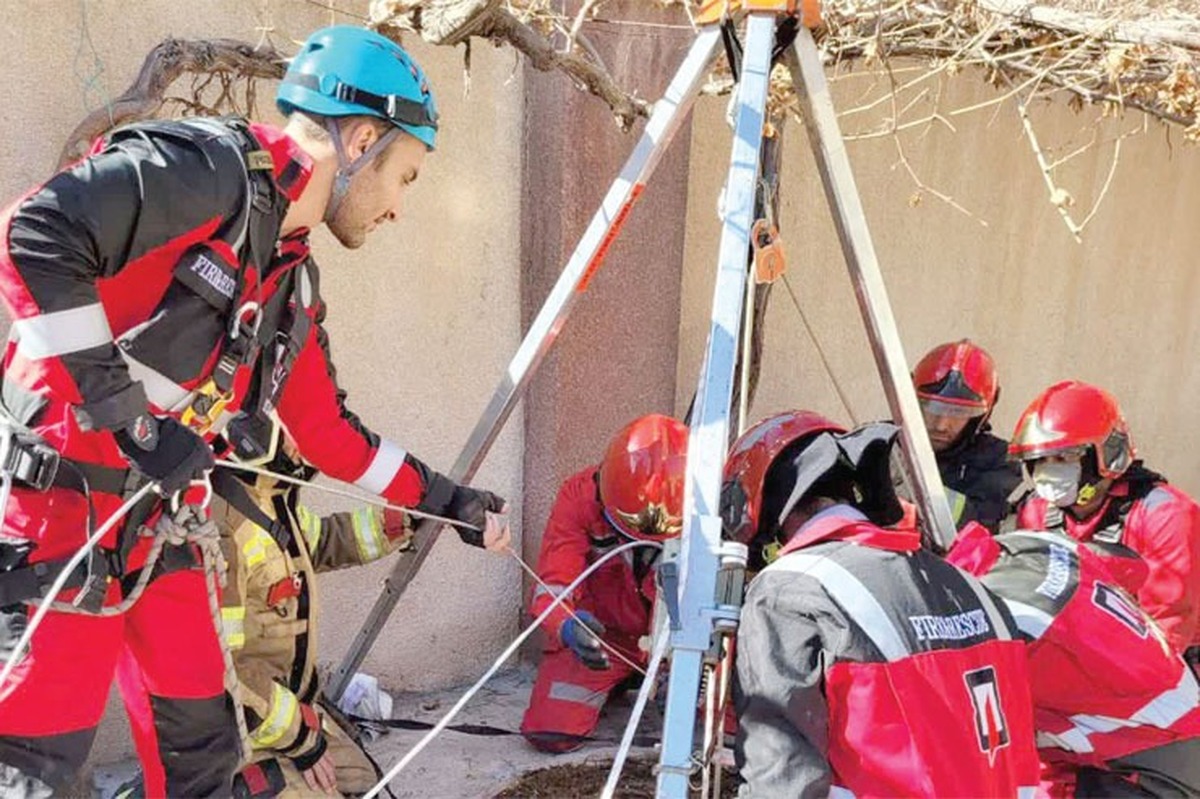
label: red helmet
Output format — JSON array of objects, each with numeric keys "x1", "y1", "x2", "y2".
[
  {"x1": 598, "y1": 414, "x2": 689, "y2": 541},
  {"x1": 720, "y1": 411, "x2": 845, "y2": 546},
  {"x1": 912, "y1": 340, "x2": 999, "y2": 419},
  {"x1": 1009, "y1": 381, "x2": 1135, "y2": 479}
]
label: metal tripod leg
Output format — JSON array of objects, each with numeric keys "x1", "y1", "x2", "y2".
[
  {"x1": 656, "y1": 12, "x2": 777, "y2": 798},
  {"x1": 327, "y1": 26, "x2": 724, "y2": 704},
  {"x1": 784, "y1": 26, "x2": 957, "y2": 549}
]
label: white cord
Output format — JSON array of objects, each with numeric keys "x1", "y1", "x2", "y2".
[
  {"x1": 601, "y1": 622, "x2": 671, "y2": 799},
  {"x1": 362, "y1": 539, "x2": 663, "y2": 799},
  {"x1": 214, "y1": 461, "x2": 480, "y2": 531},
  {"x1": 0, "y1": 481, "x2": 158, "y2": 687}
]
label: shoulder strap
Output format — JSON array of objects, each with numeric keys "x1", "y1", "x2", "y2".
[{"x1": 211, "y1": 467, "x2": 292, "y2": 552}]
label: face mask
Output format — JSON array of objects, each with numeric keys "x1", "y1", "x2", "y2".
[{"x1": 1032, "y1": 459, "x2": 1082, "y2": 508}]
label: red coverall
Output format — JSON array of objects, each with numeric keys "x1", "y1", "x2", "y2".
[
  {"x1": 520, "y1": 467, "x2": 657, "y2": 752},
  {"x1": 0, "y1": 119, "x2": 460, "y2": 796},
  {"x1": 1015, "y1": 476, "x2": 1200, "y2": 652}
]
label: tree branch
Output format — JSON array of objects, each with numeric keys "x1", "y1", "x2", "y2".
[{"x1": 57, "y1": 37, "x2": 285, "y2": 168}]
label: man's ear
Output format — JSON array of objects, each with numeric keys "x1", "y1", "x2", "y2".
[{"x1": 343, "y1": 119, "x2": 381, "y2": 160}]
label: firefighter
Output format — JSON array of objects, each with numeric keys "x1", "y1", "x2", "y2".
[
  {"x1": 0, "y1": 26, "x2": 508, "y2": 797},
  {"x1": 949, "y1": 523, "x2": 1200, "y2": 797},
  {"x1": 1007, "y1": 381, "x2": 1200, "y2": 653},
  {"x1": 724, "y1": 411, "x2": 1040, "y2": 796},
  {"x1": 913, "y1": 339, "x2": 1022, "y2": 531},
  {"x1": 519, "y1": 414, "x2": 687, "y2": 753}
]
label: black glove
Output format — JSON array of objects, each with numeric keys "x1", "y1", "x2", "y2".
[
  {"x1": 560, "y1": 611, "x2": 610, "y2": 670},
  {"x1": 114, "y1": 415, "x2": 215, "y2": 495},
  {"x1": 445, "y1": 484, "x2": 506, "y2": 548},
  {"x1": 1, "y1": 606, "x2": 28, "y2": 663}
]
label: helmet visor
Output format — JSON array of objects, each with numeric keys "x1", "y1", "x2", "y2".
[{"x1": 919, "y1": 397, "x2": 987, "y2": 419}]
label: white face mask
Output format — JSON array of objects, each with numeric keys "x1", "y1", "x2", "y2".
[{"x1": 1032, "y1": 459, "x2": 1082, "y2": 508}]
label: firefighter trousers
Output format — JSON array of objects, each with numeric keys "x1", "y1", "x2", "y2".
[
  {"x1": 0, "y1": 568, "x2": 240, "y2": 797},
  {"x1": 520, "y1": 647, "x2": 639, "y2": 754}
]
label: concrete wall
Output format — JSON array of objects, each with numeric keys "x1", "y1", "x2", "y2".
[
  {"x1": 677, "y1": 69, "x2": 1200, "y2": 498},
  {"x1": 0, "y1": 0, "x2": 524, "y2": 766}
]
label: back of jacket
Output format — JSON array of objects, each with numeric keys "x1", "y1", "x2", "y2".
[
  {"x1": 735, "y1": 525, "x2": 1039, "y2": 798},
  {"x1": 950, "y1": 528, "x2": 1200, "y2": 768}
]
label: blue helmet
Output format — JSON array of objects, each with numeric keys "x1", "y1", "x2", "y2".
[{"x1": 277, "y1": 26, "x2": 438, "y2": 150}]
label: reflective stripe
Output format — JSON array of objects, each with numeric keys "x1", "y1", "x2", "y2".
[
  {"x1": 251, "y1": 683, "x2": 299, "y2": 747},
  {"x1": 242, "y1": 530, "x2": 274, "y2": 568},
  {"x1": 962, "y1": 573, "x2": 1011, "y2": 641},
  {"x1": 355, "y1": 439, "x2": 407, "y2": 495},
  {"x1": 532, "y1": 583, "x2": 568, "y2": 601},
  {"x1": 947, "y1": 489, "x2": 967, "y2": 523},
  {"x1": 1019, "y1": 787, "x2": 1039, "y2": 799},
  {"x1": 13, "y1": 303, "x2": 113, "y2": 360},
  {"x1": 548, "y1": 681, "x2": 607, "y2": 709},
  {"x1": 296, "y1": 505, "x2": 322, "y2": 550},
  {"x1": 1001, "y1": 599, "x2": 1053, "y2": 640},
  {"x1": 352, "y1": 506, "x2": 384, "y2": 561},
  {"x1": 221, "y1": 607, "x2": 246, "y2": 650},
  {"x1": 1131, "y1": 668, "x2": 1199, "y2": 728},
  {"x1": 1038, "y1": 727, "x2": 1094, "y2": 753},
  {"x1": 120, "y1": 350, "x2": 193, "y2": 412},
  {"x1": 829, "y1": 788, "x2": 856, "y2": 799},
  {"x1": 764, "y1": 553, "x2": 909, "y2": 661}
]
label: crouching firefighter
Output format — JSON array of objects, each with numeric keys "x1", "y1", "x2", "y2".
[
  {"x1": 950, "y1": 524, "x2": 1200, "y2": 797},
  {"x1": 0, "y1": 25, "x2": 508, "y2": 797},
  {"x1": 722, "y1": 411, "x2": 1040, "y2": 797},
  {"x1": 520, "y1": 414, "x2": 688, "y2": 753}
]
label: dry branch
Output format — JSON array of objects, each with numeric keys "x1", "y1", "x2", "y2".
[{"x1": 58, "y1": 38, "x2": 286, "y2": 168}]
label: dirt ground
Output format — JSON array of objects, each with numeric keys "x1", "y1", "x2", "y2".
[{"x1": 494, "y1": 758, "x2": 738, "y2": 798}]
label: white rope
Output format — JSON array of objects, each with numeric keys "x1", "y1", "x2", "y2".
[
  {"x1": 363, "y1": 539, "x2": 663, "y2": 799},
  {"x1": 600, "y1": 622, "x2": 671, "y2": 799},
  {"x1": 0, "y1": 481, "x2": 158, "y2": 687},
  {"x1": 214, "y1": 461, "x2": 480, "y2": 531},
  {"x1": 505, "y1": 548, "x2": 648, "y2": 677}
]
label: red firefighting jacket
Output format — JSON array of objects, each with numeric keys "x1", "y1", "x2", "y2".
[
  {"x1": 529, "y1": 467, "x2": 656, "y2": 656},
  {"x1": 1014, "y1": 467, "x2": 1200, "y2": 651},
  {"x1": 949, "y1": 525, "x2": 1200, "y2": 774},
  {"x1": 734, "y1": 508, "x2": 1040, "y2": 798},
  {"x1": 0, "y1": 118, "x2": 447, "y2": 564}
]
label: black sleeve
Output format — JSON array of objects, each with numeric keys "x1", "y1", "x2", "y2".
[
  {"x1": 734, "y1": 576, "x2": 833, "y2": 798},
  {"x1": 5, "y1": 123, "x2": 247, "y2": 429}
]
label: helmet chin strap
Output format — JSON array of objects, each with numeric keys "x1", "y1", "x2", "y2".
[{"x1": 323, "y1": 117, "x2": 401, "y2": 223}]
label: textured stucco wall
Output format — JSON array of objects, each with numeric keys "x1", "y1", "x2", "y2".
[
  {"x1": 0, "y1": 0, "x2": 524, "y2": 768},
  {"x1": 678, "y1": 69, "x2": 1200, "y2": 498}
]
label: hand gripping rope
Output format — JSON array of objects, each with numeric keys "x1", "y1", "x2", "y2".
[{"x1": 362, "y1": 539, "x2": 664, "y2": 799}]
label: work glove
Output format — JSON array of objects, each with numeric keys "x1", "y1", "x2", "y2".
[
  {"x1": 445, "y1": 485, "x2": 507, "y2": 548},
  {"x1": 114, "y1": 415, "x2": 215, "y2": 496},
  {"x1": 560, "y1": 610, "x2": 610, "y2": 671},
  {"x1": 1, "y1": 606, "x2": 28, "y2": 663}
]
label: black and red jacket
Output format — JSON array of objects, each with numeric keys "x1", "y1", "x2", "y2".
[
  {"x1": 949, "y1": 525, "x2": 1200, "y2": 788},
  {"x1": 734, "y1": 508, "x2": 1040, "y2": 797},
  {"x1": 0, "y1": 117, "x2": 453, "y2": 562}
]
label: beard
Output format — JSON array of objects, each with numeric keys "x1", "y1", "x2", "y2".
[{"x1": 326, "y1": 206, "x2": 368, "y2": 249}]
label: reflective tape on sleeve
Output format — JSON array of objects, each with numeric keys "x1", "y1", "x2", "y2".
[
  {"x1": 251, "y1": 683, "x2": 299, "y2": 748},
  {"x1": 13, "y1": 303, "x2": 113, "y2": 360},
  {"x1": 355, "y1": 439, "x2": 408, "y2": 495}
]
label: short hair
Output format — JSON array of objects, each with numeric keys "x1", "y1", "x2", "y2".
[{"x1": 288, "y1": 111, "x2": 398, "y2": 169}]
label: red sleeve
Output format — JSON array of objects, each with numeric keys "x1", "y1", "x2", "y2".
[
  {"x1": 1127, "y1": 488, "x2": 1200, "y2": 651},
  {"x1": 276, "y1": 312, "x2": 429, "y2": 506},
  {"x1": 530, "y1": 469, "x2": 601, "y2": 640}
]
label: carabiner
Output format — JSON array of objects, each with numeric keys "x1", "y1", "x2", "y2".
[{"x1": 168, "y1": 473, "x2": 215, "y2": 515}]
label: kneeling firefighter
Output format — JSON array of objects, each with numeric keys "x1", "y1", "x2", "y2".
[{"x1": 520, "y1": 414, "x2": 688, "y2": 753}]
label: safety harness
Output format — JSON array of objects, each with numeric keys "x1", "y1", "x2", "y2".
[{"x1": 0, "y1": 118, "x2": 311, "y2": 613}]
